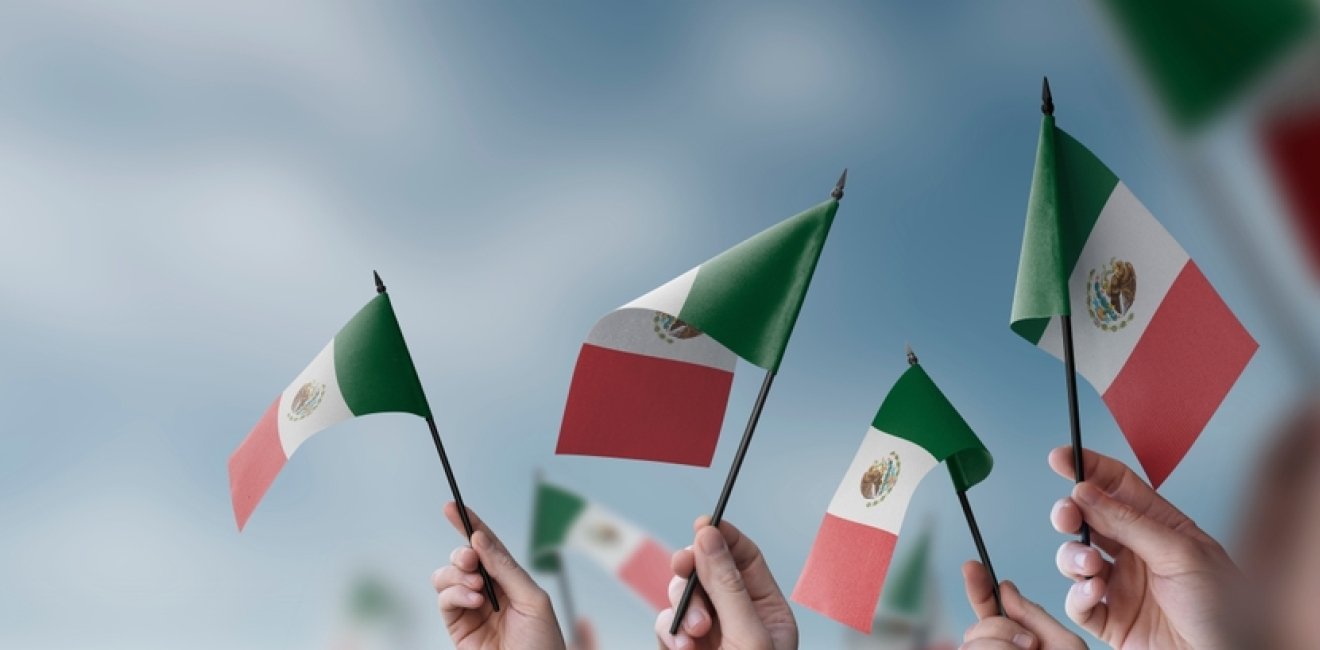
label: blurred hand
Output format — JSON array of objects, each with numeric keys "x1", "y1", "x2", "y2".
[
  {"x1": 568, "y1": 618, "x2": 598, "y2": 650},
  {"x1": 960, "y1": 560, "x2": 1085, "y2": 650},
  {"x1": 432, "y1": 502, "x2": 565, "y2": 650},
  {"x1": 654, "y1": 517, "x2": 796, "y2": 650},
  {"x1": 1048, "y1": 446, "x2": 1239, "y2": 649}
]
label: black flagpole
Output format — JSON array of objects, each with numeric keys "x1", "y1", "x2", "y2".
[
  {"x1": 376, "y1": 271, "x2": 500, "y2": 611},
  {"x1": 669, "y1": 169, "x2": 847, "y2": 635},
  {"x1": 1043, "y1": 79, "x2": 1091, "y2": 546},
  {"x1": 555, "y1": 553, "x2": 579, "y2": 646},
  {"x1": 907, "y1": 345, "x2": 1004, "y2": 617}
]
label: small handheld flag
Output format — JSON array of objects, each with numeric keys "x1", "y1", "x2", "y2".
[
  {"x1": 791, "y1": 351, "x2": 994, "y2": 633},
  {"x1": 228, "y1": 272, "x2": 500, "y2": 610},
  {"x1": 1010, "y1": 81, "x2": 1258, "y2": 491},
  {"x1": 530, "y1": 477, "x2": 672, "y2": 612}
]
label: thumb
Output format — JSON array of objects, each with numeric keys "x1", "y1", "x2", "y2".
[
  {"x1": 1000, "y1": 581, "x2": 1082, "y2": 648},
  {"x1": 1072, "y1": 482, "x2": 1191, "y2": 570},
  {"x1": 692, "y1": 527, "x2": 767, "y2": 644},
  {"x1": 470, "y1": 529, "x2": 545, "y2": 606}
]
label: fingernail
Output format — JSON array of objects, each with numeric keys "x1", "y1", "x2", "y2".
[
  {"x1": 684, "y1": 606, "x2": 703, "y2": 631},
  {"x1": 466, "y1": 591, "x2": 481, "y2": 605},
  {"x1": 1013, "y1": 632, "x2": 1034, "y2": 648},
  {"x1": 1073, "y1": 550, "x2": 1090, "y2": 570},
  {"x1": 697, "y1": 529, "x2": 723, "y2": 553},
  {"x1": 674, "y1": 633, "x2": 692, "y2": 650},
  {"x1": 1074, "y1": 483, "x2": 1100, "y2": 505},
  {"x1": 1082, "y1": 579, "x2": 1096, "y2": 596}
]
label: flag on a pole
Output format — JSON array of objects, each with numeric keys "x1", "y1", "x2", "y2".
[
  {"x1": 557, "y1": 198, "x2": 838, "y2": 466},
  {"x1": 844, "y1": 523, "x2": 956, "y2": 650},
  {"x1": 1097, "y1": 0, "x2": 1316, "y2": 132},
  {"x1": 792, "y1": 365, "x2": 992, "y2": 633},
  {"x1": 228, "y1": 293, "x2": 430, "y2": 530},
  {"x1": 530, "y1": 481, "x2": 672, "y2": 611},
  {"x1": 1011, "y1": 116, "x2": 1258, "y2": 487}
]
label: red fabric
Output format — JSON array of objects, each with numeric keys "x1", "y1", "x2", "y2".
[
  {"x1": 228, "y1": 397, "x2": 288, "y2": 530},
  {"x1": 1103, "y1": 262, "x2": 1257, "y2": 487},
  {"x1": 618, "y1": 538, "x2": 674, "y2": 611},
  {"x1": 1263, "y1": 108, "x2": 1320, "y2": 280},
  {"x1": 557, "y1": 343, "x2": 733, "y2": 467},
  {"x1": 791, "y1": 514, "x2": 899, "y2": 633}
]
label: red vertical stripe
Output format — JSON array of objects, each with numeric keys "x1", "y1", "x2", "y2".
[
  {"x1": 1103, "y1": 262, "x2": 1257, "y2": 487},
  {"x1": 228, "y1": 397, "x2": 288, "y2": 531},
  {"x1": 557, "y1": 343, "x2": 734, "y2": 467},
  {"x1": 618, "y1": 538, "x2": 673, "y2": 611},
  {"x1": 792, "y1": 514, "x2": 899, "y2": 633}
]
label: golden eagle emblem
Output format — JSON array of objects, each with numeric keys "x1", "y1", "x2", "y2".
[
  {"x1": 587, "y1": 522, "x2": 621, "y2": 547},
  {"x1": 860, "y1": 452, "x2": 901, "y2": 507},
  {"x1": 1088, "y1": 258, "x2": 1137, "y2": 332},
  {"x1": 287, "y1": 380, "x2": 326, "y2": 421},
  {"x1": 653, "y1": 312, "x2": 704, "y2": 344}
]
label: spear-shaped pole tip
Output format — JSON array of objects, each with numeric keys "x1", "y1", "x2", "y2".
[
  {"x1": 373, "y1": 270, "x2": 386, "y2": 294},
  {"x1": 831, "y1": 168, "x2": 848, "y2": 200},
  {"x1": 906, "y1": 343, "x2": 919, "y2": 366},
  {"x1": 1042, "y1": 77, "x2": 1055, "y2": 116}
]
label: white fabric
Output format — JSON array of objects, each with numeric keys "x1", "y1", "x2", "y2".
[
  {"x1": 276, "y1": 339, "x2": 353, "y2": 457},
  {"x1": 825, "y1": 427, "x2": 939, "y2": 535}
]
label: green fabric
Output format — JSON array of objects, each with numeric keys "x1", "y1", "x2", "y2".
[
  {"x1": 880, "y1": 524, "x2": 931, "y2": 616},
  {"x1": 530, "y1": 482, "x2": 587, "y2": 571},
  {"x1": 1010, "y1": 119, "x2": 1119, "y2": 344},
  {"x1": 679, "y1": 199, "x2": 837, "y2": 371},
  {"x1": 347, "y1": 575, "x2": 406, "y2": 626},
  {"x1": 872, "y1": 365, "x2": 992, "y2": 492},
  {"x1": 1100, "y1": 0, "x2": 1314, "y2": 131},
  {"x1": 334, "y1": 294, "x2": 432, "y2": 418}
]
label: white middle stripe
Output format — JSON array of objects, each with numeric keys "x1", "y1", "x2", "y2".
[
  {"x1": 825, "y1": 427, "x2": 939, "y2": 534},
  {"x1": 564, "y1": 503, "x2": 646, "y2": 573},
  {"x1": 276, "y1": 339, "x2": 354, "y2": 457}
]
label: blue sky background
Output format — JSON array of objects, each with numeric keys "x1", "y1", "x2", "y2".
[{"x1": 2, "y1": 2, "x2": 1315, "y2": 648}]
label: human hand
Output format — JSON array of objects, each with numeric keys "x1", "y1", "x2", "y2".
[
  {"x1": 432, "y1": 502, "x2": 566, "y2": 650},
  {"x1": 960, "y1": 560, "x2": 1086, "y2": 649},
  {"x1": 1049, "y1": 446, "x2": 1239, "y2": 649},
  {"x1": 568, "y1": 618, "x2": 597, "y2": 650},
  {"x1": 654, "y1": 517, "x2": 796, "y2": 650}
]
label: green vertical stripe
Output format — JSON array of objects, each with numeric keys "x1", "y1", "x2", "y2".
[
  {"x1": 1100, "y1": 0, "x2": 1314, "y2": 131},
  {"x1": 872, "y1": 365, "x2": 992, "y2": 492},
  {"x1": 530, "y1": 483, "x2": 587, "y2": 571},
  {"x1": 679, "y1": 199, "x2": 837, "y2": 371},
  {"x1": 880, "y1": 524, "x2": 931, "y2": 616},
  {"x1": 1010, "y1": 120, "x2": 1119, "y2": 344},
  {"x1": 334, "y1": 294, "x2": 431, "y2": 418}
]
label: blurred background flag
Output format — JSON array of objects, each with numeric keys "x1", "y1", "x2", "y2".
[
  {"x1": 1011, "y1": 105, "x2": 1258, "y2": 488},
  {"x1": 227, "y1": 285, "x2": 429, "y2": 531},
  {"x1": 330, "y1": 573, "x2": 416, "y2": 650},
  {"x1": 556, "y1": 190, "x2": 838, "y2": 466},
  {"x1": 529, "y1": 479, "x2": 672, "y2": 611},
  {"x1": 791, "y1": 361, "x2": 992, "y2": 633},
  {"x1": 843, "y1": 523, "x2": 957, "y2": 650}
]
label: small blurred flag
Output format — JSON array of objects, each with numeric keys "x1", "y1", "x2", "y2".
[
  {"x1": 1263, "y1": 109, "x2": 1320, "y2": 279},
  {"x1": 228, "y1": 293, "x2": 430, "y2": 530},
  {"x1": 1011, "y1": 114, "x2": 1258, "y2": 487},
  {"x1": 556, "y1": 196, "x2": 838, "y2": 466},
  {"x1": 530, "y1": 480, "x2": 673, "y2": 611},
  {"x1": 792, "y1": 364, "x2": 992, "y2": 633},
  {"x1": 331, "y1": 573, "x2": 414, "y2": 650}
]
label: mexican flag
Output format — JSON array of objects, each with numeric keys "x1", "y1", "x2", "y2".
[
  {"x1": 228, "y1": 292, "x2": 430, "y2": 530},
  {"x1": 844, "y1": 524, "x2": 956, "y2": 650},
  {"x1": 793, "y1": 364, "x2": 992, "y2": 633},
  {"x1": 557, "y1": 195, "x2": 838, "y2": 466},
  {"x1": 1098, "y1": 0, "x2": 1316, "y2": 132},
  {"x1": 530, "y1": 481, "x2": 672, "y2": 611},
  {"x1": 1011, "y1": 116, "x2": 1258, "y2": 488}
]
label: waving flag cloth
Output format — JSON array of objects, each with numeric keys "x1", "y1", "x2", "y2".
[
  {"x1": 1011, "y1": 115, "x2": 1258, "y2": 487},
  {"x1": 530, "y1": 481, "x2": 672, "y2": 611},
  {"x1": 844, "y1": 523, "x2": 956, "y2": 650},
  {"x1": 556, "y1": 197, "x2": 838, "y2": 466},
  {"x1": 228, "y1": 291, "x2": 429, "y2": 530},
  {"x1": 793, "y1": 364, "x2": 992, "y2": 633}
]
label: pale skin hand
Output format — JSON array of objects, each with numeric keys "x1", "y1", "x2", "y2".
[
  {"x1": 654, "y1": 517, "x2": 797, "y2": 650},
  {"x1": 960, "y1": 560, "x2": 1086, "y2": 650},
  {"x1": 568, "y1": 618, "x2": 598, "y2": 650},
  {"x1": 1048, "y1": 446, "x2": 1239, "y2": 650},
  {"x1": 432, "y1": 502, "x2": 566, "y2": 650}
]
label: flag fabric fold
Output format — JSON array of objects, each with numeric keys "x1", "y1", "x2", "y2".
[
  {"x1": 1011, "y1": 118, "x2": 1258, "y2": 487},
  {"x1": 557, "y1": 198, "x2": 838, "y2": 466},
  {"x1": 792, "y1": 364, "x2": 991, "y2": 633},
  {"x1": 228, "y1": 293, "x2": 429, "y2": 530},
  {"x1": 530, "y1": 481, "x2": 672, "y2": 611}
]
